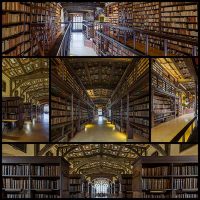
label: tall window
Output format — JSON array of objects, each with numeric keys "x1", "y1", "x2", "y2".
[{"x1": 72, "y1": 13, "x2": 83, "y2": 31}]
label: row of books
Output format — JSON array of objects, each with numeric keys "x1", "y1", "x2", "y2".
[
  {"x1": 133, "y1": 111, "x2": 149, "y2": 117},
  {"x1": 175, "y1": 194, "x2": 198, "y2": 198},
  {"x1": 3, "y1": 178, "x2": 29, "y2": 189},
  {"x1": 173, "y1": 165, "x2": 198, "y2": 175},
  {"x1": 173, "y1": 178, "x2": 198, "y2": 189},
  {"x1": 2, "y1": 2, "x2": 30, "y2": 12},
  {"x1": 2, "y1": 25, "x2": 29, "y2": 39},
  {"x1": 2, "y1": 165, "x2": 29, "y2": 176},
  {"x1": 161, "y1": 7, "x2": 197, "y2": 14},
  {"x1": 69, "y1": 185, "x2": 82, "y2": 192},
  {"x1": 31, "y1": 179, "x2": 59, "y2": 189},
  {"x1": 143, "y1": 194, "x2": 170, "y2": 198},
  {"x1": 51, "y1": 110, "x2": 68, "y2": 117},
  {"x1": 51, "y1": 117, "x2": 68, "y2": 125},
  {"x1": 30, "y1": 165, "x2": 60, "y2": 176},
  {"x1": 51, "y1": 103, "x2": 70, "y2": 111},
  {"x1": 130, "y1": 117, "x2": 149, "y2": 126},
  {"x1": 134, "y1": 103, "x2": 149, "y2": 110},
  {"x1": 69, "y1": 193, "x2": 82, "y2": 198},
  {"x1": 34, "y1": 194, "x2": 60, "y2": 198},
  {"x1": 133, "y1": 96, "x2": 149, "y2": 105},
  {"x1": 4, "y1": 194, "x2": 29, "y2": 198},
  {"x1": 2, "y1": 36, "x2": 30, "y2": 53},
  {"x1": 142, "y1": 166, "x2": 169, "y2": 176},
  {"x1": 142, "y1": 179, "x2": 170, "y2": 190},
  {"x1": 3, "y1": 41, "x2": 31, "y2": 56},
  {"x1": 70, "y1": 178, "x2": 82, "y2": 184},
  {"x1": 51, "y1": 96, "x2": 66, "y2": 105},
  {"x1": 2, "y1": 14, "x2": 30, "y2": 25}
]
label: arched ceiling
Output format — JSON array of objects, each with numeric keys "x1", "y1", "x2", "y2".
[
  {"x1": 2, "y1": 58, "x2": 49, "y2": 104},
  {"x1": 61, "y1": 58, "x2": 134, "y2": 108},
  {"x1": 155, "y1": 58, "x2": 197, "y2": 94},
  {"x1": 38, "y1": 144, "x2": 170, "y2": 178},
  {"x1": 61, "y1": 2, "x2": 105, "y2": 12}
]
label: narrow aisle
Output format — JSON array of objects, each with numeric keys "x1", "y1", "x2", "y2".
[
  {"x1": 69, "y1": 32, "x2": 97, "y2": 56},
  {"x1": 67, "y1": 116, "x2": 127, "y2": 142},
  {"x1": 151, "y1": 113, "x2": 195, "y2": 142}
]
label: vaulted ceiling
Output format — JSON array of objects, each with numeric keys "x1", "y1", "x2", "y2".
[
  {"x1": 62, "y1": 58, "x2": 133, "y2": 108},
  {"x1": 61, "y1": 2, "x2": 105, "y2": 12},
  {"x1": 38, "y1": 144, "x2": 170, "y2": 179},
  {"x1": 2, "y1": 58, "x2": 49, "y2": 104},
  {"x1": 156, "y1": 58, "x2": 197, "y2": 94}
]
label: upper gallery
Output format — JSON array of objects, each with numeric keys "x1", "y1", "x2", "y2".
[{"x1": 2, "y1": 2, "x2": 198, "y2": 57}]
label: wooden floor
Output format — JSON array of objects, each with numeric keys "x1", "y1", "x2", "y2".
[
  {"x1": 69, "y1": 32, "x2": 97, "y2": 56},
  {"x1": 151, "y1": 113, "x2": 195, "y2": 142},
  {"x1": 61, "y1": 116, "x2": 147, "y2": 142},
  {"x1": 2, "y1": 114, "x2": 49, "y2": 142}
]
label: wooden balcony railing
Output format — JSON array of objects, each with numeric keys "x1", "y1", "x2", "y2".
[
  {"x1": 49, "y1": 22, "x2": 72, "y2": 56},
  {"x1": 171, "y1": 116, "x2": 197, "y2": 142},
  {"x1": 93, "y1": 22, "x2": 198, "y2": 56}
]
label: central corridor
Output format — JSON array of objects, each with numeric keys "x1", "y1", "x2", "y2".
[
  {"x1": 63, "y1": 116, "x2": 127, "y2": 142},
  {"x1": 69, "y1": 32, "x2": 97, "y2": 56}
]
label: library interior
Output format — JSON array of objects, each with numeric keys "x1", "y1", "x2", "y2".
[
  {"x1": 2, "y1": 143, "x2": 198, "y2": 198},
  {"x1": 51, "y1": 58, "x2": 149, "y2": 142},
  {"x1": 151, "y1": 57, "x2": 198, "y2": 143},
  {"x1": 2, "y1": 58, "x2": 49, "y2": 142},
  {"x1": 2, "y1": 2, "x2": 198, "y2": 57}
]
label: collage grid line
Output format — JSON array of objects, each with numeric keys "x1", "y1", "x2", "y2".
[{"x1": 1, "y1": 1, "x2": 199, "y2": 199}]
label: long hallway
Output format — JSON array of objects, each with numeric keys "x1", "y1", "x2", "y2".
[
  {"x1": 62, "y1": 116, "x2": 127, "y2": 142},
  {"x1": 60, "y1": 116, "x2": 147, "y2": 142},
  {"x1": 69, "y1": 32, "x2": 97, "y2": 56}
]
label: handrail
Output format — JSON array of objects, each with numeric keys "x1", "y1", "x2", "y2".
[
  {"x1": 96, "y1": 31, "x2": 144, "y2": 56},
  {"x1": 170, "y1": 116, "x2": 197, "y2": 142},
  {"x1": 49, "y1": 22, "x2": 72, "y2": 56},
  {"x1": 95, "y1": 22, "x2": 198, "y2": 46},
  {"x1": 57, "y1": 22, "x2": 72, "y2": 56},
  {"x1": 94, "y1": 22, "x2": 198, "y2": 56}
]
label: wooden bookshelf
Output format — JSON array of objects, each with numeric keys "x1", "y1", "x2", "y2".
[
  {"x1": 105, "y1": 3, "x2": 119, "y2": 25},
  {"x1": 82, "y1": 179, "x2": 89, "y2": 198},
  {"x1": 93, "y1": 31, "x2": 136, "y2": 56},
  {"x1": 51, "y1": 58, "x2": 94, "y2": 142},
  {"x1": 69, "y1": 175, "x2": 83, "y2": 198},
  {"x1": 115, "y1": 180, "x2": 120, "y2": 195},
  {"x1": 132, "y1": 156, "x2": 198, "y2": 198},
  {"x1": 23, "y1": 103, "x2": 32, "y2": 121},
  {"x1": 51, "y1": 95, "x2": 71, "y2": 141},
  {"x1": 160, "y1": 2, "x2": 198, "y2": 55},
  {"x1": 102, "y1": 2, "x2": 198, "y2": 56},
  {"x1": 2, "y1": 156, "x2": 70, "y2": 198},
  {"x1": 111, "y1": 58, "x2": 149, "y2": 141},
  {"x1": 2, "y1": 97, "x2": 24, "y2": 129},
  {"x1": 151, "y1": 59, "x2": 183, "y2": 127},
  {"x1": 121, "y1": 174, "x2": 133, "y2": 198},
  {"x1": 111, "y1": 100, "x2": 121, "y2": 131},
  {"x1": 2, "y1": 2, "x2": 62, "y2": 56}
]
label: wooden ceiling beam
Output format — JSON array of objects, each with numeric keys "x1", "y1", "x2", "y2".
[{"x1": 12, "y1": 69, "x2": 49, "y2": 81}]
